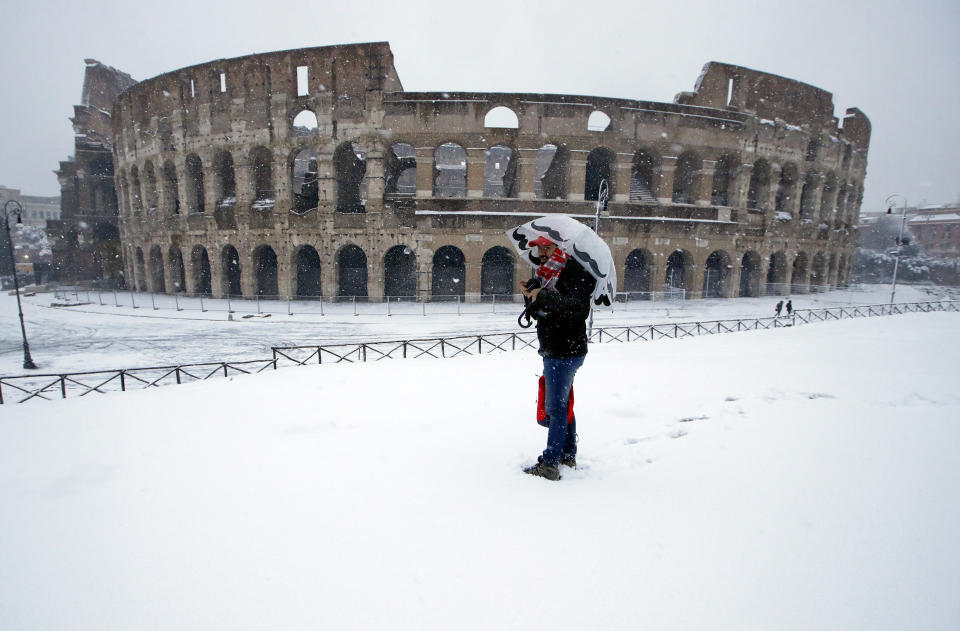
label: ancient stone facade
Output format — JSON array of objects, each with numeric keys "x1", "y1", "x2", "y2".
[
  {"x1": 53, "y1": 60, "x2": 136, "y2": 286},
  {"x1": 111, "y1": 43, "x2": 869, "y2": 301}
]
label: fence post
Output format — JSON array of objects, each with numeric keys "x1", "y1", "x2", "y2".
[
  {"x1": 422, "y1": 299, "x2": 426, "y2": 317},
  {"x1": 353, "y1": 295, "x2": 357, "y2": 316},
  {"x1": 97, "y1": 291, "x2": 104, "y2": 306},
  {"x1": 288, "y1": 298, "x2": 292, "y2": 316},
  {"x1": 114, "y1": 290, "x2": 119, "y2": 307},
  {"x1": 441, "y1": 339, "x2": 446, "y2": 358},
  {"x1": 131, "y1": 293, "x2": 137, "y2": 309},
  {"x1": 151, "y1": 293, "x2": 157, "y2": 310},
  {"x1": 387, "y1": 297, "x2": 391, "y2": 316},
  {"x1": 492, "y1": 294, "x2": 496, "y2": 314},
  {"x1": 362, "y1": 344, "x2": 367, "y2": 362},
  {"x1": 227, "y1": 295, "x2": 233, "y2": 314},
  {"x1": 319, "y1": 297, "x2": 324, "y2": 316},
  {"x1": 175, "y1": 367, "x2": 181, "y2": 384},
  {"x1": 457, "y1": 295, "x2": 461, "y2": 316},
  {"x1": 200, "y1": 294, "x2": 206, "y2": 312},
  {"x1": 120, "y1": 372, "x2": 126, "y2": 391},
  {"x1": 257, "y1": 295, "x2": 261, "y2": 314},
  {"x1": 175, "y1": 294, "x2": 181, "y2": 311},
  {"x1": 61, "y1": 376, "x2": 67, "y2": 399}
]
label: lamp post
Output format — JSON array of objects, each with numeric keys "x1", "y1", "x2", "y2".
[
  {"x1": 3, "y1": 200, "x2": 38, "y2": 369},
  {"x1": 884, "y1": 194, "x2": 908, "y2": 305},
  {"x1": 587, "y1": 179, "x2": 610, "y2": 338}
]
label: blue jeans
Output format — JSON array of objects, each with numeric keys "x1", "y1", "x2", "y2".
[{"x1": 541, "y1": 354, "x2": 585, "y2": 466}]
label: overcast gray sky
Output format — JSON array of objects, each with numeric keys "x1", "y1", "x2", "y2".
[{"x1": 1, "y1": 0, "x2": 957, "y2": 210}]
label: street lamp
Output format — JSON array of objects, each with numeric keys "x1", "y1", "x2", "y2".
[
  {"x1": 588, "y1": 179, "x2": 610, "y2": 337},
  {"x1": 884, "y1": 194, "x2": 908, "y2": 305},
  {"x1": 3, "y1": 200, "x2": 38, "y2": 369}
]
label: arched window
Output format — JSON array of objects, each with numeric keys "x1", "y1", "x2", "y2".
[
  {"x1": 702, "y1": 250, "x2": 731, "y2": 298},
  {"x1": 665, "y1": 250, "x2": 690, "y2": 291},
  {"x1": 587, "y1": 110, "x2": 611, "y2": 132},
  {"x1": 191, "y1": 246, "x2": 212, "y2": 296},
  {"x1": 221, "y1": 245, "x2": 241, "y2": 297},
  {"x1": 168, "y1": 246, "x2": 185, "y2": 293},
  {"x1": 185, "y1": 154, "x2": 205, "y2": 213},
  {"x1": 747, "y1": 159, "x2": 770, "y2": 210},
  {"x1": 432, "y1": 246, "x2": 466, "y2": 298},
  {"x1": 434, "y1": 143, "x2": 467, "y2": 197},
  {"x1": 799, "y1": 171, "x2": 819, "y2": 221},
  {"x1": 775, "y1": 163, "x2": 798, "y2": 214},
  {"x1": 162, "y1": 161, "x2": 179, "y2": 216},
  {"x1": 143, "y1": 161, "x2": 159, "y2": 212},
  {"x1": 384, "y1": 143, "x2": 416, "y2": 197},
  {"x1": 212, "y1": 150, "x2": 236, "y2": 208},
  {"x1": 483, "y1": 145, "x2": 518, "y2": 198},
  {"x1": 535, "y1": 144, "x2": 568, "y2": 200},
  {"x1": 253, "y1": 245, "x2": 278, "y2": 297},
  {"x1": 819, "y1": 172, "x2": 837, "y2": 223},
  {"x1": 791, "y1": 252, "x2": 809, "y2": 293},
  {"x1": 250, "y1": 147, "x2": 273, "y2": 204},
  {"x1": 630, "y1": 150, "x2": 657, "y2": 202},
  {"x1": 766, "y1": 251, "x2": 788, "y2": 294},
  {"x1": 129, "y1": 166, "x2": 143, "y2": 212},
  {"x1": 624, "y1": 249, "x2": 652, "y2": 296},
  {"x1": 739, "y1": 251, "x2": 762, "y2": 297},
  {"x1": 672, "y1": 152, "x2": 701, "y2": 204},
  {"x1": 481, "y1": 247, "x2": 514, "y2": 299},
  {"x1": 383, "y1": 245, "x2": 417, "y2": 299},
  {"x1": 291, "y1": 148, "x2": 319, "y2": 214},
  {"x1": 292, "y1": 109, "x2": 318, "y2": 137},
  {"x1": 295, "y1": 246, "x2": 322, "y2": 297},
  {"x1": 337, "y1": 245, "x2": 368, "y2": 298},
  {"x1": 711, "y1": 155, "x2": 734, "y2": 206},
  {"x1": 484, "y1": 106, "x2": 519, "y2": 129},
  {"x1": 333, "y1": 142, "x2": 367, "y2": 213},
  {"x1": 149, "y1": 245, "x2": 165, "y2": 293},
  {"x1": 134, "y1": 247, "x2": 146, "y2": 291},
  {"x1": 810, "y1": 253, "x2": 827, "y2": 289},
  {"x1": 585, "y1": 147, "x2": 614, "y2": 201}
]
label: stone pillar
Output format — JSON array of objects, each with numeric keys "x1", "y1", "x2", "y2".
[
  {"x1": 517, "y1": 148, "x2": 538, "y2": 200},
  {"x1": 697, "y1": 163, "x2": 716, "y2": 206},
  {"x1": 689, "y1": 260, "x2": 704, "y2": 299},
  {"x1": 322, "y1": 250, "x2": 338, "y2": 299},
  {"x1": 210, "y1": 244, "x2": 225, "y2": 298},
  {"x1": 364, "y1": 153, "x2": 385, "y2": 206},
  {"x1": 415, "y1": 147, "x2": 434, "y2": 199},
  {"x1": 368, "y1": 248, "x2": 384, "y2": 301},
  {"x1": 183, "y1": 247, "x2": 197, "y2": 295},
  {"x1": 658, "y1": 157, "x2": 677, "y2": 204},
  {"x1": 464, "y1": 246, "x2": 482, "y2": 296},
  {"x1": 240, "y1": 249, "x2": 256, "y2": 298},
  {"x1": 277, "y1": 244, "x2": 293, "y2": 299},
  {"x1": 613, "y1": 158, "x2": 632, "y2": 203},
  {"x1": 730, "y1": 164, "x2": 752, "y2": 210},
  {"x1": 416, "y1": 250, "x2": 432, "y2": 301},
  {"x1": 567, "y1": 151, "x2": 587, "y2": 202},
  {"x1": 466, "y1": 148, "x2": 486, "y2": 199},
  {"x1": 202, "y1": 164, "x2": 217, "y2": 216},
  {"x1": 724, "y1": 262, "x2": 740, "y2": 298}
]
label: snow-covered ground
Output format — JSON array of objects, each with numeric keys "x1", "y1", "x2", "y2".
[
  {"x1": 1, "y1": 283, "x2": 956, "y2": 375},
  {"x1": 1, "y1": 295, "x2": 958, "y2": 629}
]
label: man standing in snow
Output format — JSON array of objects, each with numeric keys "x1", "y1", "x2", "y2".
[
  {"x1": 519, "y1": 236, "x2": 596, "y2": 481},
  {"x1": 786, "y1": 299, "x2": 793, "y2": 316},
  {"x1": 775, "y1": 300, "x2": 783, "y2": 316}
]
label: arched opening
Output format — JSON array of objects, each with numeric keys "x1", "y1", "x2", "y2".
[
  {"x1": 665, "y1": 250, "x2": 691, "y2": 291},
  {"x1": 291, "y1": 148, "x2": 319, "y2": 213},
  {"x1": 775, "y1": 163, "x2": 798, "y2": 215},
  {"x1": 254, "y1": 245, "x2": 278, "y2": 297},
  {"x1": 819, "y1": 172, "x2": 837, "y2": 224},
  {"x1": 250, "y1": 146, "x2": 273, "y2": 204},
  {"x1": 672, "y1": 152, "x2": 701, "y2": 204},
  {"x1": 434, "y1": 143, "x2": 467, "y2": 197},
  {"x1": 432, "y1": 246, "x2": 466, "y2": 298},
  {"x1": 739, "y1": 251, "x2": 762, "y2": 297},
  {"x1": 143, "y1": 161, "x2": 159, "y2": 212},
  {"x1": 799, "y1": 171, "x2": 819, "y2": 221},
  {"x1": 185, "y1": 154, "x2": 205, "y2": 213},
  {"x1": 168, "y1": 246, "x2": 185, "y2": 293},
  {"x1": 702, "y1": 250, "x2": 731, "y2": 298},
  {"x1": 810, "y1": 253, "x2": 827, "y2": 289},
  {"x1": 134, "y1": 247, "x2": 146, "y2": 291},
  {"x1": 148, "y1": 245, "x2": 165, "y2": 292},
  {"x1": 91, "y1": 223, "x2": 123, "y2": 287},
  {"x1": 630, "y1": 150, "x2": 657, "y2": 202},
  {"x1": 535, "y1": 144, "x2": 568, "y2": 200},
  {"x1": 837, "y1": 254, "x2": 849, "y2": 287},
  {"x1": 212, "y1": 150, "x2": 237, "y2": 208},
  {"x1": 384, "y1": 245, "x2": 417, "y2": 299},
  {"x1": 827, "y1": 253, "x2": 838, "y2": 287},
  {"x1": 711, "y1": 155, "x2": 734, "y2": 206},
  {"x1": 294, "y1": 246, "x2": 323, "y2": 297},
  {"x1": 337, "y1": 245, "x2": 368, "y2": 298},
  {"x1": 483, "y1": 145, "x2": 518, "y2": 198},
  {"x1": 766, "y1": 251, "x2": 788, "y2": 295},
  {"x1": 162, "y1": 160, "x2": 180, "y2": 215},
  {"x1": 333, "y1": 141, "x2": 367, "y2": 213},
  {"x1": 791, "y1": 252, "x2": 809, "y2": 293},
  {"x1": 117, "y1": 169, "x2": 130, "y2": 216},
  {"x1": 88, "y1": 155, "x2": 114, "y2": 213},
  {"x1": 624, "y1": 249, "x2": 652, "y2": 297},
  {"x1": 191, "y1": 246, "x2": 212, "y2": 296},
  {"x1": 747, "y1": 159, "x2": 771, "y2": 210},
  {"x1": 129, "y1": 166, "x2": 143, "y2": 212},
  {"x1": 585, "y1": 147, "x2": 614, "y2": 201},
  {"x1": 587, "y1": 110, "x2": 611, "y2": 132},
  {"x1": 292, "y1": 109, "x2": 318, "y2": 136},
  {"x1": 484, "y1": 106, "x2": 519, "y2": 129},
  {"x1": 221, "y1": 245, "x2": 242, "y2": 297},
  {"x1": 384, "y1": 142, "x2": 416, "y2": 197},
  {"x1": 481, "y1": 246, "x2": 514, "y2": 299}
]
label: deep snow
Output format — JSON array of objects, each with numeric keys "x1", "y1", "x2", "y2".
[{"x1": 1, "y1": 308, "x2": 958, "y2": 630}]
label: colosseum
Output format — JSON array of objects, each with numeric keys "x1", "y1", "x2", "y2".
[{"x1": 110, "y1": 41, "x2": 869, "y2": 302}]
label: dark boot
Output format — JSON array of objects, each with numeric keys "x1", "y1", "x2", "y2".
[
  {"x1": 524, "y1": 460, "x2": 561, "y2": 480},
  {"x1": 540, "y1": 454, "x2": 576, "y2": 469}
]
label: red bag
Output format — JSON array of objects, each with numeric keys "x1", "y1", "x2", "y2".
[{"x1": 537, "y1": 375, "x2": 574, "y2": 427}]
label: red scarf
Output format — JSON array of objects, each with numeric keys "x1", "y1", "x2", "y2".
[{"x1": 535, "y1": 248, "x2": 569, "y2": 290}]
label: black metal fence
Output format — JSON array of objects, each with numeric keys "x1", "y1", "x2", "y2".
[{"x1": 2, "y1": 300, "x2": 956, "y2": 405}]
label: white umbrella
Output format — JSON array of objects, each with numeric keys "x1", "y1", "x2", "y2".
[{"x1": 507, "y1": 215, "x2": 617, "y2": 306}]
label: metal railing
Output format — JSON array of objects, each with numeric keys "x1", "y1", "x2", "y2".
[{"x1": 2, "y1": 300, "x2": 956, "y2": 406}]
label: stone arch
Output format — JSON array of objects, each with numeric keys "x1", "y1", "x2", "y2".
[
  {"x1": 827, "y1": 252, "x2": 838, "y2": 287},
  {"x1": 623, "y1": 248, "x2": 653, "y2": 296},
  {"x1": 665, "y1": 249, "x2": 693, "y2": 291},
  {"x1": 630, "y1": 149, "x2": 659, "y2": 202},
  {"x1": 587, "y1": 110, "x2": 612, "y2": 132},
  {"x1": 585, "y1": 147, "x2": 614, "y2": 201},
  {"x1": 253, "y1": 244, "x2": 278, "y2": 297},
  {"x1": 702, "y1": 250, "x2": 732, "y2": 298},
  {"x1": 747, "y1": 158, "x2": 771, "y2": 210},
  {"x1": 835, "y1": 181, "x2": 848, "y2": 228},
  {"x1": 432, "y1": 245, "x2": 466, "y2": 298},
  {"x1": 384, "y1": 142, "x2": 416, "y2": 197},
  {"x1": 483, "y1": 145, "x2": 518, "y2": 198},
  {"x1": 739, "y1": 250, "x2": 762, "y2": 297},
  {"x1": 168, "y1": 245, "x2": 185, "y2": 293},
  {"x1": 799, "y1": 171, "x2": 819, "y2": 221},
  {"x1": 333, "y1": 141, "x2": 367, "y2": 213},
  {"x1": 116, "y1": 169, "x2": 130, "y2": 216},
  {"x1": 150, "y1": 245, "x2": 166, "y2": 292},
  {"x1": 191, "y1": 246, "x2": 212, "y2": 296},
  {"x1": 384, "y1": 245, "x2": 417, "y2": 299},
  {"x1": 481, "y1": 246, "x2": 515, "y2": 299},
  {"x1": 294, "y1": 245, "x2": 322, "y2": 297},
  {"x1": 337, "y1": 244, "x2": 368, "y2": 298},
  {"x1": 91, "y1": 223, "x2": 123, "y2": 286},
  {"x1": 672, "y1": 152, "x2": 702, "y2": 204},
  {"x1": 434, "y1": 142, "x2": 467, "y2": 197},
  {"x1": 129, "y1": 165, "x2": 143, "y2": 212},
  {"x1": 212, "y1": 150, "x2": 237, "y2": 207},
  {"x1": 134, "y1": 247, "x2": 146, "y2": 291},
  {"x1": 185, "y1": 153, "x2": 205, "y2": 213},
  {"x1": 535, "y1": 144, "x2": 568, "y2": 200},
  {"x1": 143, "y1": 161, "x2": 159, "y2": 212},
  {"x1": 291, "y1": 148, "x2": 319, "y2": 213},
  {"x1": 791, "y1": 252, "x2": 809, "y2": 293},
  {"x1": 250, "y1": 146, "x2": 273, "y2": 203},
  {"x1": 484, "y1": 106, "x2": 519, "y2": 129},
  {"x1": 162, "y1": 160, "x2": 180, "y2": 215},
  {"x1": 766, "y1": 251, "x2": 788, "y2": 294},
  {"x1": 292, "y1": 108, "x2": 318, "y2": 136},
  {"x1": 711, "y1": 154, "x2": 736, "y2": 206},
  {"x1": 221, "y1": 244, "x2": 242, "y2": 297},
  {"x1": 837, "y1": 254, "x2": 849, "y2": 287},
  {"x1": 820, "y1": 172, "x2": 837, "y2": 223},
  {"x1": 810, "y1": 252, "x2": 827, "y2": 289},
  {"x1": 775, "y1": 162, "x2": 799, "y2": 214}
]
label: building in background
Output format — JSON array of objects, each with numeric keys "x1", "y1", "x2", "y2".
[
  {"x1": 907, "y1": 206, "x2": 960, "y2": 258},
  {"x1": 0, "y1": 186, "x2": 60, "y2": 227}
]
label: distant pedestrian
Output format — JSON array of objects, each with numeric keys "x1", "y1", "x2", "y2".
[
  {"x1": 786, "y1": 299, "x2": 793, "y2": 316},
  {"x1": 774, "y1": 300, "x2": 783, "y2": 316}
]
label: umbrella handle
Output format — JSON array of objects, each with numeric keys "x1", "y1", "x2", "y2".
[{"x1": 518, "y1": 310, "x2": 534, "y2": 328}]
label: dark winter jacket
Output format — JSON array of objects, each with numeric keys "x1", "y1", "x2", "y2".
[{"x1": 526, "y1": 257, "x2": 595, "y2": 358}]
